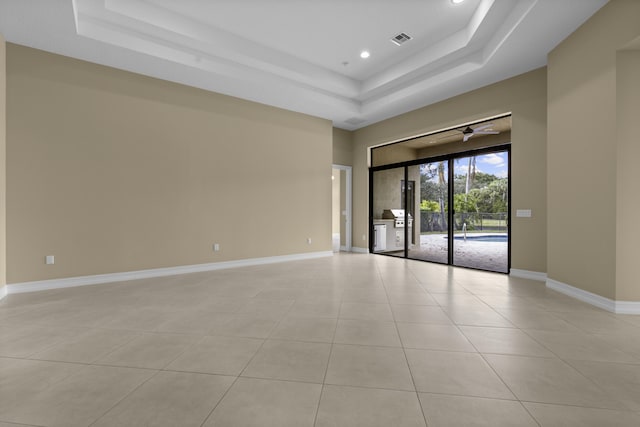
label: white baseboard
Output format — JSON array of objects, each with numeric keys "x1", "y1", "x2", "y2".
[
  {"x1": 7, "y1": 251, "x2": 333, "y2": 295},
  {"x1": 351, "y1": 246, "x2": 369, "y2": 254},
  {"x1": 339, "y1": 246, "x2": 364, "y2": 252},
  {"x1": 614, "y1": 301, "x2": 640, "y2": 315},
  {"x1": 546, "y1": 278, "x2": 640, "y2": 314},
  {"x1": 0, "y1": 285, "x2": 7, "y2": 301},
  {"x1": 510, "y1": 269, "x2": 547, "y2": 282}
]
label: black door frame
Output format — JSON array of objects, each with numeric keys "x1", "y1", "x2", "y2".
[{"x1": 369, "y1": 144, "x2": 511, "y2": 273}]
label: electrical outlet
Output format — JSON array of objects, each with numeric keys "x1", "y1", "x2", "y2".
[
  {"x1": 362, "y1": 234, "x2": 366, "y2": 241},
  {"x1": 213, "y1": 243, "x2": 220, "y2": 252},
  {"x1": 45, "y1": 255, "x2": 55, "y2": 265},
  {"x1": 307, "y1": 238, "x2": 312, "y2": 245}
]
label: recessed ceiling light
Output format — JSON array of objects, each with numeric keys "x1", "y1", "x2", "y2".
[
  {"x1": 451, "y1": 0, "x2": 465, "y2": 4},
  {"x1": 360, "y1": 50, "x2": 370, "y2": 59}
]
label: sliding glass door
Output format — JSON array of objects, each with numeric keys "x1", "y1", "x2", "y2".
[
  {"x1": 371, "y1": 166, "x2": 406, "y2": 258},
  {"x1": 407, "y1": 162, "x2": 449, "y2": 264},
  {"x1": 370, "y1": 146, "x2": 510, "y2": 273},
  {"x1": 452, "y1": 152, "x2": 509, "y2": 273}
]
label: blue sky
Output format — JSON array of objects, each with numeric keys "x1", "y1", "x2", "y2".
[
  {"x1": 423, "y1": 151, "x2": 508, "y2": 182},
  {"x1": 454, "y1": 152, "x2": 508, "y2": 178}
]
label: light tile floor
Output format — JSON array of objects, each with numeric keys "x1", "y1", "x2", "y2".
[{"x1": 1, "y1": 253, "x2": 640, "y2": 426}]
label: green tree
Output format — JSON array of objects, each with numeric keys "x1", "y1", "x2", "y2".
[
  {"x1": 465, "y1": 156, "x2": 476, "y2": 194},
  {"x1": 455, "y1": 167, "x2": 501, "y2": 192},
  {"x1": 473, "y1": 178, "x2": 508, "y2": 213},
  {"x1": 420, "y1": 199, "x2": 440, "y2": 211},
  {"x1": 472, "y1": 172, "x2": 498, "y2": 189},
  {"x1": 453, "y1": 192, "x2": 478, "y2": 214},
  {"x1": 452, "y1": 192, "x2": 479, "y2": 229},
  {"x1": 420, "y1": 162, "x2": 448, "y2": 231}
]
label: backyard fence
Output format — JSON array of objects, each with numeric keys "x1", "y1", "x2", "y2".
[{"x1": 420, "y1": 212, "x2": 508, "y2": 232}]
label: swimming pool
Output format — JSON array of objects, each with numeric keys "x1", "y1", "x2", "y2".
[{"x1": 450, "y1": 234, "x2": 508, "y2": 242}]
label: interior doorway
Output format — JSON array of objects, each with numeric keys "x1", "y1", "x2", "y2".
[{"x1": 332, "y1": 165, "x2": 352, "y2": 252}]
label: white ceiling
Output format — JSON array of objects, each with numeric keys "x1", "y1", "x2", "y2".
[{"x1": 0, "y1": 0, "x2": 608, "y2": 130}]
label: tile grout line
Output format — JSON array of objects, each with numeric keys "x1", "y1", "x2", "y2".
[
  {"x1": 197, "y1": 279, "x2": 289, "y2": 427},
  {"x1": 446, "y1": 270, "x2": 547, "y2": 426},
  {"x1": 312, "y1": 278, "x2": 344, "y2": 427},
  {"x1": 3, "y1": 254, "x2": 640, "y2": 425},
  {"x1": 377, "y1": 259, "x2": 430, "y2": 427},
  {"x1": 86, "y1": 367, "x2": 163, "y2": 427},
  {"x1": 410, "y1": 261, "x2": 542, "y2": 425},
  {"x1": 513, "y1": 327, "x2": 640, "y2": 407}
]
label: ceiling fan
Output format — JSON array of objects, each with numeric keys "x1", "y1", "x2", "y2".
[{"x1": 459, "y1": 123, "x2": 499, "y2": 142}]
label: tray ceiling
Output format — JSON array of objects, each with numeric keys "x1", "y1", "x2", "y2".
[{"x1": 0, "y1": 0, "x2": 608, "y2": 129}]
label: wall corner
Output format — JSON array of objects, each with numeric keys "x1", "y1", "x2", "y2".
[{"x1": 0, "y1": 32, "x2": 6, "y2": 298}]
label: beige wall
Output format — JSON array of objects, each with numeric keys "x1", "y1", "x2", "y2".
[
  {"x1": 0, "y1": 34, "x2": 5, "y2": 293},
  {"x1": 371, "y1": 143, "x2": 418, "y2": 167},
  {"x1": 547, "y1": 0, "x2": 640, "y2": 300},
  {"x1": 6, "y1": 44, "x2": 332, "y2": 284},
  {"x1": 332, "y1": 128, "x2": 353, "y2": 166},
  {"x1": 353, "y1": 68, "x2": 547, "y2": 272},
  {"x1": 616, "y1": 49, "x2": 640, "y2": 300}
]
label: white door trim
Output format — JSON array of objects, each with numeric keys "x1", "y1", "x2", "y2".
[{"x1": 333, "y1": 164, "x2": 353, "y2": 252}]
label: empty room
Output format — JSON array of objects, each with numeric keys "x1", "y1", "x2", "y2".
[{"x1": 1, "y1": 1, "x2": 640, "y2": 426}]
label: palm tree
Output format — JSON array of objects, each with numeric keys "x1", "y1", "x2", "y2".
[
  {"x1": 465, "y1": 156, "x2": 476, "y2": 194},
  {"x1": 437, "y1": 161, "x2": 447, "y2": 231}
]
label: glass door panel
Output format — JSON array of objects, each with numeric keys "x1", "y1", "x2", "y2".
[
  {"x1": 407, "y1": 162, "x2": 449, "y2": 263},
  {"x1": 452, "y1": 152, "x2": 509, "y2": 272},
  {"x1": 372, "y1": 167, "x2": 406, "y2": 257}
]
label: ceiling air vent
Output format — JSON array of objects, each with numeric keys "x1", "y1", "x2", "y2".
[{"x1": 390, "y1": 32, "x2": 412, "y2": 46}]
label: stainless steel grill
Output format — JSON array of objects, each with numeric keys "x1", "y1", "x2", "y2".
[{"x1": 382, "y1": 209, "x2": 413, "y2": 228}]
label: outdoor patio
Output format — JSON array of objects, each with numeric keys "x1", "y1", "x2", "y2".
[{"x1": 407, "y1": 233, "x2": 508, "y2": 273}]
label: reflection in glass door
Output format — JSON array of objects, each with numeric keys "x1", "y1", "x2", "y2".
[
  {"x1": 401, "y1": 180, "x2": 415, "y2": 245},
  {"x1": 452, "y1": 152, "x2": 509, "y2": 272},
  {"x1": 371, "y1": 167, "x2": 407, "y2": 258},
  {"x1": 407, "y1": 162, "x2": 449, "y2": 264}
]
